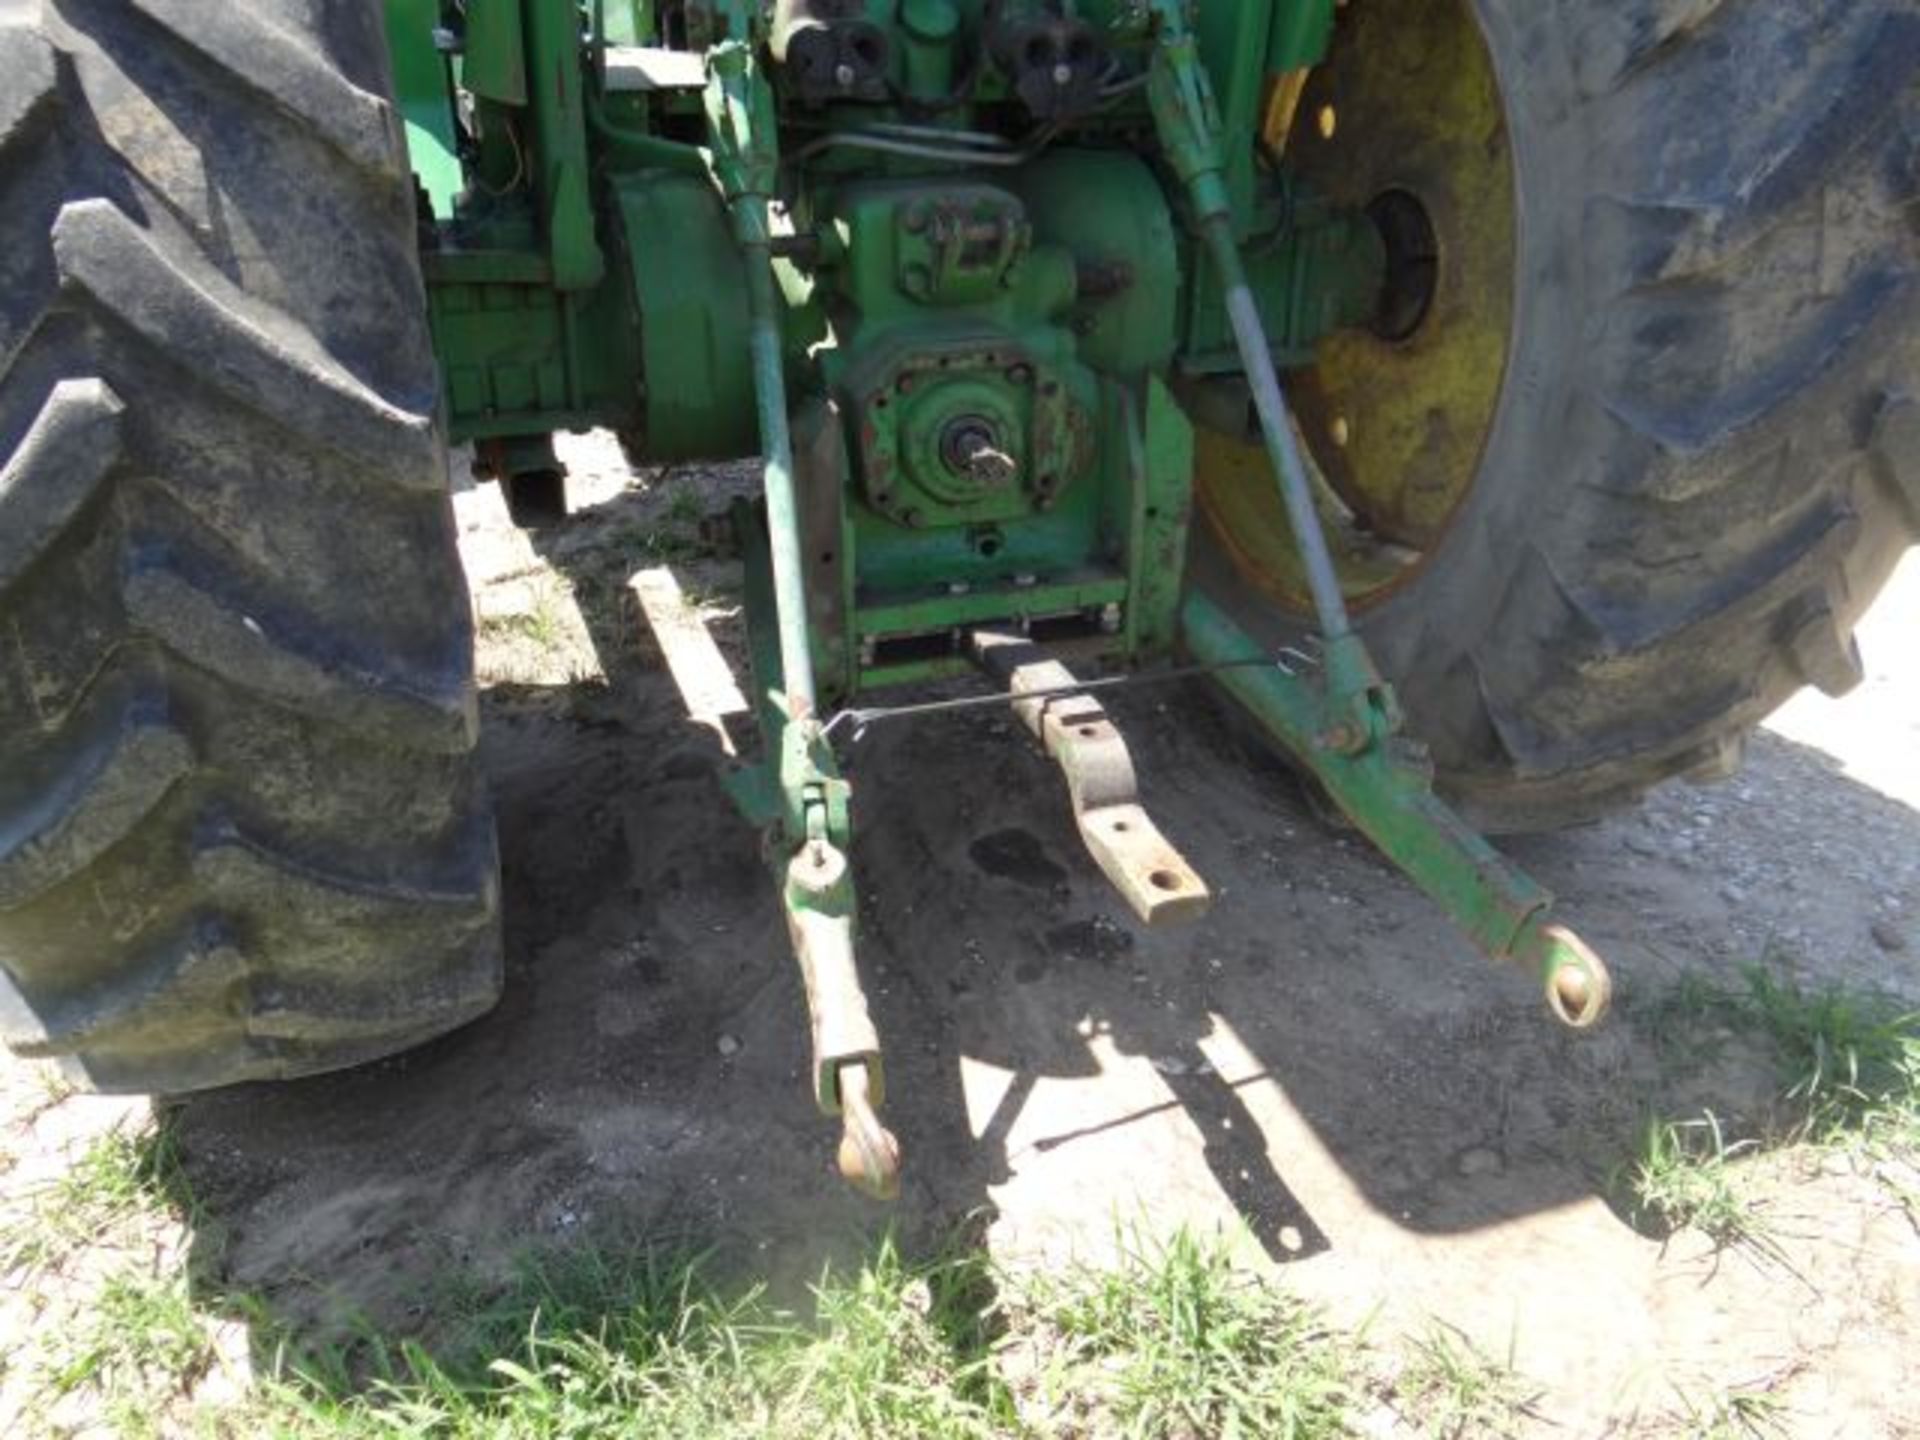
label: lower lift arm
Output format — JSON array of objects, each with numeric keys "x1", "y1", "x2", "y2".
[{"x1": 706, "y1": 42, "x2": 901, "y2": 1198}]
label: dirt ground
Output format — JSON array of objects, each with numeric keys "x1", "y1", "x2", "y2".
[{"x1": 6, "y1": 433, "x2": 1919, "y2": 1435}]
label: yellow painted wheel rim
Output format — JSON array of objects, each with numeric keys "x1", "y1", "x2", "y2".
[{"x1": 1196, "y1": 0, "x2": 1517, "y2": 612}]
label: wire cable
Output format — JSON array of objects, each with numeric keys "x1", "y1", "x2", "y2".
[{"x1": 820, "y1": 651, "x2": 1322, "y2": 741}]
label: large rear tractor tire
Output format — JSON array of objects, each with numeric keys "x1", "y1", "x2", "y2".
[
  {"x1": 0, "y1": 1, "x2": 501, "y2": 1089},
  {"x1": 1193, "y1": 0, "x2": 1920, "y2": 830}
]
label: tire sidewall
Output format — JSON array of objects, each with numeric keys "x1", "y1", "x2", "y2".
[
  {"x1": 1185, "y1": 1, "x2": 1596, "y2": 811},
  {"x1": 1346, "y1": 2, "x2": 1586, "y2": 717}
]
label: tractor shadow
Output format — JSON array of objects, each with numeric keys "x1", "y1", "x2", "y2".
[{"x1": 157, "y1": 458, "x2": 1920, "y2": 1386}]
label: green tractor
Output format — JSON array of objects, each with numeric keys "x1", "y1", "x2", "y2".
[{"x1": 1, "y1": 0, "x2": 1913, "y2": 1195}]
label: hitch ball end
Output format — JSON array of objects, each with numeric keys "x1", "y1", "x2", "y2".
[
  {"x1": 1532, "y1": 923, "x2": 1612, "y2": 1029},
  {"x1": 834, "y1": 1061, "x2": 901, "y2": 1201}
]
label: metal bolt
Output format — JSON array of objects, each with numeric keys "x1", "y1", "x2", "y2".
[
  {"x1": 947, "y1": 580, "x2": 971, "y2": 597},
  {"x1": 1099, "y1": 603, "x2": 1122, "y2": 634},
  {"x1": 1052, "y1": 62, "x2": 1073, "y2": 86},
  {"x1": 1316, "y1": 104, "x2": 1337, "y2": 140},
  {"x1": 835, "y1": 62, "x2": 856, "y2": 88},
  {"x1": 1013, "y1": 572, "x2": 1038, "y2": 588},
  {"x1": 1330, "y1": 415, "x2": 1351, "y2": 447}
]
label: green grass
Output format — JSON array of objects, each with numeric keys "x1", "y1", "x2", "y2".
[
  {"x1": 30, "y1": 1060, "x2": 77, "y2": 1112},
  {"x1": 1, "y1": 1120, "x2": 220, "y2": 1435},
  {"x1": 1664, "y1": 1376, "x2": 1792, "y2": 1439},
  {"x1": 1393, "y1": 1321, "x2": 1538, "y2": 1440},
  {"x1": 1, "y1": 1122, "x2": 189, "y2": 1274},
  {"x1": 8, "y1": 1183, "x2": 1394, "y2": 1440},
  {"x1": 1622, "y1": 1111, "x2": 1768, "y2": 1249},
  {"x1": 1619, "y1": 962, "x2": 1920, "y2": 1246},
  {"x1": 665, "y1": 483, "x2": 705, "y2": 527},
  {"x1": 47, "y1": 1269, "x2": 217, "y2": 1415},
  {"x1": 1019, "y1": 1226, "x2": 1357, "y2": 1439},
  {"x1": 244, "y1": 1236, "x2": 1013, "y2": 1440},
  {"x1": 614, "y1": 521, "x2": 707, "y2": 565},
  {"x1": 1739, "y1": 968, "x2": 1919, "y2": 1149},
  {"x1": 246, "y1": 1225, "x2": 1369, "y2": 1439}
]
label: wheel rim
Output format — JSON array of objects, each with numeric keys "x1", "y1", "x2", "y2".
[{"x1": 1194, "y1": 0, "x2": 1517, "y2": 612}]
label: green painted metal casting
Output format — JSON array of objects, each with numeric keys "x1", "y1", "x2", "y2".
[{"x1": 392, "y1": 2, "x2": 1366, "y2": 687}]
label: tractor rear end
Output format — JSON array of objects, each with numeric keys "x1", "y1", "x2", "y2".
[
  {"x1": 2, "y1": 0, "x2": 1912, "y2": 1191},
  {"x1": 399, "y1": 0, "x2": 1615, "y2": 1194}
]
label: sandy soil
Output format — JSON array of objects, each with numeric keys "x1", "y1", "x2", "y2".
[{"x1": 7, "y1": 433, "x2": 1919, "y2": 1435}]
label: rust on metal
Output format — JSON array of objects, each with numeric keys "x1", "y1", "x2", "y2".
[
  {"x1": 974, "y1": 631, "x2": 1210, "y2": 925},
  {"x1": 835, "y1": 1060, "x2": 901, "y2": 1200},
  {"x1": 1530, "y1": 922, "x2": 1613, "y2": 1029}
]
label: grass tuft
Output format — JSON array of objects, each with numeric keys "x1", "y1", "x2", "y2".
[
  {"x1": 47, "y1": 1269, "x2": 218, "y2": 1413},
  {"x1": 665, "y1": 484, "x2": 705, "y2": 527},
  {"x1": 1739, "y1": 968, "x2": 1919, "y2": 1150},
  {"x1": 254, "y1": 1236, "x2": 1009, "y2": 1439},
  {"x1": 1665, "y1": 1374, "x2": 1792, "y2": 1439},
  {"x1": 2, "y1": 1121, "x2": 191, "y2": 1276},
  {"x1": 1393, "y1": 1320, "x2": 1538, "y2": 1439},
  {"x1": 1622, "y1": 1111, "x2": 1767, "y2": 1249},
  {"x1": 1616, "y1": 963, "x2": 1920, "y2": 1253},
  {"x1": 1023, "y1": 1225, "x2": 1356, "y2": 1439}
]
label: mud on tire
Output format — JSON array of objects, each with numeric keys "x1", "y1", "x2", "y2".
[{"x1": 0, "y1": 0, "x2": 501, "y2": 1089}]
